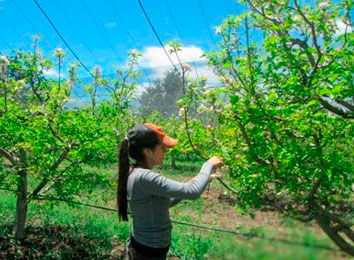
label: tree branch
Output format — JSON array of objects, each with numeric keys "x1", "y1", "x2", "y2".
[
  {"x1": 246, "y1": 1, "x2": 280, "y2": 26},
  {"x1": 220, "y1": 31, "x2": 248, "y2": 89},
  {"x1": 30, "y1": 145, "x2": 72, "y2": 198},
  {"x1": 40, "y1": 160, "x2": 82, "y2": 195},
  {"x1": 289, "y1": 38, "x2": 316, "y2": 67},
  {"x1": 308, "y1": 130, "x2": 326, "y2": 202},
  {"x1": 317, "y1": 96, "x2": 354, "y2": 119},
  {"x1": 293, "y1": 0, "x2": 322, "y2": 57},
  {"x1": 0, "y1": 148, "x2": 19, "y2": 165},
  {"x1": 335, "y1": 99, "x2": 354, "y2": 112}
]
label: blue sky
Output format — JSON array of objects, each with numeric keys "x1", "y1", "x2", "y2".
[{"x1": 0, "y1": 0, "x2": 246, "y2": 77}]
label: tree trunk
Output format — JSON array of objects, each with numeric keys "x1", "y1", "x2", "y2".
[
  {"x1": 316, "y1": 208, "x2": 354, "y2": 256},
  {"x1": 14, "y1": 150, "x2": 27, "y2": 240}
]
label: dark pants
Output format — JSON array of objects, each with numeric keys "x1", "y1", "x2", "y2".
[{"x1": 125, "y1": 237, "x2": 169, "y2": 260}]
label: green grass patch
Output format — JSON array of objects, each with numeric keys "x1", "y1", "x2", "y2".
[{"x1": 1, "y1": 161, "x2": 353, "y2": 259}]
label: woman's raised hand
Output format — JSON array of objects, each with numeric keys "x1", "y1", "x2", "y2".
[{"x1": 206, "y1": 156, "x2": 224, "y2": 168}]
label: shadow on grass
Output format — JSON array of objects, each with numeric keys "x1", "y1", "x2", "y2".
[{"x1": 0, "y1": 224, "x2": 125, "y2": 260}]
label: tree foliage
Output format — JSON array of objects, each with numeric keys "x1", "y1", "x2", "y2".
[
  {"x1": 165, "y1": 0, "x2": 354, "y2": 255},
  {"x1": 0, "y1": 44, "x2": 139, "y2": 239},
  {"x1": 139, "y1": 70, "x2": 183, "y2": 118}
]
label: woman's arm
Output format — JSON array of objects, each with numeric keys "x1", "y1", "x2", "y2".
[
  {"x1": 169, "y1": 174, "x2": 209, "y2": 207},
  {"x1": 139, "y1": 162, "x2": 214, "y2": 200}
]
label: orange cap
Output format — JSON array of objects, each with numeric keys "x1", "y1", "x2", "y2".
[{"x1": 144, "y1": 123, "x2": 178, "y2": 148}]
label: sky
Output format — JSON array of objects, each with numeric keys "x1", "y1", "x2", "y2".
[
  {"x1": 0, "y1": 0, "x2": 246, "y2": 79},
  {"x1": 1, "y1": 0, "x2": 352, "y2": 103}
]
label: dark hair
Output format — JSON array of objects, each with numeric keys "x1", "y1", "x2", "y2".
[{"x1": 117, "y1": 124, "x2": 159, "y2": 221}]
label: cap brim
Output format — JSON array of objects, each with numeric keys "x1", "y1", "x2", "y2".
[{"x1": 162, "y1": 136, "x2": 178, "y2": 148}]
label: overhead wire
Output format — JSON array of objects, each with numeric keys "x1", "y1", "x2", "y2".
[
  {"x1": 0, "y1": 11, "x2": 24, "y2": 42},
  {"x1": 109, "y1": 0, "x2": 137, "y2": 46},
  {"x1": 53, "y1": 0, "x2": 99, "y2": 62},
  {"x1": 137, "y1": 0, "x2": 195, "y2": 115},
  {"x1": 80, "y1": 0, "x2": 121, "y2": 61},
  {"x1": 2, "y1": 1, "x2": 90, "y2": 105},
  {"x1": 164, "y1": 0, "x2": 183, "y2": 39},
  {"x1": 158, "y1": 1, "x2": 235, "y2": 193},
  {"x1": 163, "y1": 0, "x2": 202, "y2": 82},
  {"x1": 0, "y1": 187, "x2": 341, "y2": 252},
  {"x1": 163, "y1": 0, "x2": 220, "y2": 89},
  {"x1": 137, "y1": 0, "x2": 180, "y2": 73},
  {"x1": 142, "y1": 69, "x2": 153, "y2": 86},
  {"x1": 33, "y1": 0, "x2": 95, "y2": 78},
  {"x1": 163, "y1": 0, "x2": 204, "y2": 104},
  {"x1": 12, "y1": 0, "x2": 53, "y2": 51},
  {"x1": 0, "y1": 34, "x2": 12, "y2": 50},
  {"x1": 198, "y1": 0, "x2": 216, "y2": 46}
]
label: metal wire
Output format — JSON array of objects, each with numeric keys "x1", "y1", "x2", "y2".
[
  {"x1": 80, "y1": 0, "x2": 121, "y2": 61},
  {"x1": 137, "y1": 0, "x2": 180, "y2": 74},
  {"x1": 53, "y1": 0, "x2": 99, "y2": 61},
  {"x1": 0, "y1": 187, "x2": 340, "y2": 252},
  {"x1": 33, "y1": 0, "x2": 95, "y2": 78}
]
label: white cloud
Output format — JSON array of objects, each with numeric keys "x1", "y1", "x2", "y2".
[
  {"x1": 104, "y1": 21, "x2": 117, "y2": 29},
  {"x1": 188, "y1": 63, "x2": 220, "y2": 88},
  {"x1": 133, "y1": 62, "x2": 221, "y2": 100},
  {"x1": 139, "y1": 45, "x2": 206, "y2": 68},
  {"x1": 138, "y1": 45, "x2": 219, "y2": 88},
  {"x1": 134, "y1": 82, "x2": 151, "y2": 97},
  {"x1": 335, "y1": 19, "x2": 353, "y2": 37},
  {"x1": 42, "y1": 68, "x2": 67, "y2": 79},
  {"x1": 43, "y1": 68, "x2": 59, "y2": 78}
]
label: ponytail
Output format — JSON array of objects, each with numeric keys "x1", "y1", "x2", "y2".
[
  {"x1": 118, "y1": 138, "x2": 130, "y2": 221},
  {"x1": 117, "y1": 124, "x2": 160, "y2": 221}
]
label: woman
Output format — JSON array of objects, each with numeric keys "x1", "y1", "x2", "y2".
[{"x1": 118, "y1": 123, "x2": 223, "y2": 260}]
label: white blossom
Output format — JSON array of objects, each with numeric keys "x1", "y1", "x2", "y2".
[
  {"x1": 0, "y1": 55, "x2": 9, "y2": 66},
  {"x1": 234, "y1": 153, "x2": 242, "y2": 160},
  {"x1": 204, "y1": 89, "x2": 212, "y2": 95},
  {"x1": 293, "y1": 15, "x2": 302, "y2": 23},
  {"x1": 18, "y1": 79, "x2": 26, "y2": 87},
  {"x1": 319, "y1": 1, "x2": 330, "y2": 9},
  {"x1": 54, "y1": 48, "x2": 66, "y2": 58},
  {"x1": 178, "y1": 107, "x2": 185, "y2": 117},
  {"x1": 197, "y1": 103, "x2": 208, "y2": 112},
  {"x1": 182, "y1": 63, "x2": 191, "y2": 72}
]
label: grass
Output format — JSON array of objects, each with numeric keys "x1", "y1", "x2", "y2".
[{"x1": 0, "y1": 160, "x2": 353, "y2": 259}]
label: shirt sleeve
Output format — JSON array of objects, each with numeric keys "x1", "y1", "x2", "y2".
[{"x1": 138, "y1": 162, "x2": 214, "y2": 200}]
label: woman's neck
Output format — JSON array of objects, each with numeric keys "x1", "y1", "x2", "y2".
[{"x1": 134, "y1": 161, "x2": 153, "y2": 169}]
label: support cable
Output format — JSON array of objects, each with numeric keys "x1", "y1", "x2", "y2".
[
  {"x1": 0, "y1": 11, "x2": 23, "y2": 41},
  {"x1": 33, "y1": 0, "x2": 95, "y2": 78},
  {"x1": 0, "y1": 187, "x2": 340, "y2": 252},
  {"x1": 109, "y1": 0, "x2": 137, "y2": 46},
  {"x1": 80, "y1": 0, "x2": 121, "y2": 61},
  {"x1": 12, "y1": 0, "x2": 53, "y2": 51},
  {"x1": 198, "y1": 0, "x2": 216, "y2": 46},
  {"x1": 53, "y1": 0, "x2": 99, "y2": 62},
  {"x1": 0, "y1": 34, "x2": 12, "y2": 49},
  {"x1": 137, "y1": 0, "x2": 179, "y2": 73}
]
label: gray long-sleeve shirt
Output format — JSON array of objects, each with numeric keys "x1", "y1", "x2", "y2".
[{"x1": 127, "y1": 162, "x2": 214, "y2": 248}]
